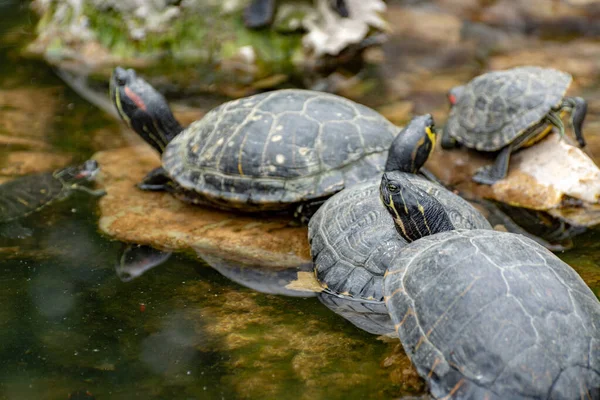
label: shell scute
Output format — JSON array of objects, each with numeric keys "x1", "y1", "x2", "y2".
[
  {"x1": 305, "y1": 96, "x2": 357, "y2": 122},
  {"x1": 320, "y1": 121, "x2": 363, "y2": 168},
  {"x1": 258, "y1": 91, "x2": 308, "y2": 113}
]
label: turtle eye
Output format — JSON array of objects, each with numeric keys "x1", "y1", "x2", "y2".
[{"x1": 387, "y1": 184, "x2": 399, "y2": 193}]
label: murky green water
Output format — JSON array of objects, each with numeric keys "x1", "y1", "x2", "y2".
[{"x1": 1, "y1": 2, "x2": 599, "y2": 400}]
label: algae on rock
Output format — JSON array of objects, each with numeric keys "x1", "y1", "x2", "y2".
[{"x1": 26, "y1": 0, "x2": 388, "y2": 96}]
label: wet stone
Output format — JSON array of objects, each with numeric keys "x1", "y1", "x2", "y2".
[
  {"x1": 92, "y1": 145, "x2": 312, "y2": 269},
  {"x1": 426, "y1": 132, "x2": 600, "y2": 228}
]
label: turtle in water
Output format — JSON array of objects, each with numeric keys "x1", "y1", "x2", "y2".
[
  {"x1": 244, "y1": 0, "x2": 349, "y2": 29},
  {"x1": 308, "y1": 115, "x2": 492, "y2": 335},
  {"x1": 0, "y1": 160, "x2": 104, "y2": 238},
  {"x1": 110, "y1": 67, "x2": 399, "y2": 220},
  {"x1": 380, "y1": 172, "x2": 600, "y2": 399},
  {"x1": 442, "y1": 66, "x2": 588, "y2": 185}
]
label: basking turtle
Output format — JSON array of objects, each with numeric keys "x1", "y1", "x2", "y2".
[
  {"x1": 380, "y1": 172, "x2": 600, "y2": 400},
  {"x1": 0, "y1": 160, "x2": 104, "y2": 238},
  {"x1": 110, "y1": 67, "x2": 398, "y2": 219},
  {"x1": 244, "y1": 0, "x2": 349, "y2": 29},
  {"x1": 308, "y1": 115, "x2": 491, "y2": 335},
  {"x1": 442, "y1": 66, "x2": 587, "y2": 185}
]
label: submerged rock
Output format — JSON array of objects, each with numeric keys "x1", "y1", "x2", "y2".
[{"x1": 93, "y1": 145, "x2": 311, "y2": 268}]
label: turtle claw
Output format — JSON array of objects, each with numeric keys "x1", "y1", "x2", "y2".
[
  {"x1": 138, "y1": 167, "x2": 171, "y2": 192},
  {"x1": 472, "y1": 165, "x2": 503, "y2": 186}
]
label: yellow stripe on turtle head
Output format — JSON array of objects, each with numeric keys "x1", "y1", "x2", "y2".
[
  {"x1": 425, "y1": 126, "x2": 436, "y2": 149},
  {"x1": 386, "y1": 194, "x2": 409, "y2": 239},
  {"x1": 114, "y1": 87, "x2": 131, "y2": 127},
  {"x1": 417, "y1": 203, "x2": 431, "y2": 235}
]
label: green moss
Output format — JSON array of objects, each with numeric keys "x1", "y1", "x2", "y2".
[{"x1": 79, "y1": 3, "x2": 302, "y2": 91}]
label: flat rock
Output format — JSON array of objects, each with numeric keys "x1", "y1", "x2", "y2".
[
  {"x1": 426, "y1": 133, "x2": 600, "y2": 227},
  {"x1": 93, "y1": 145, "x2": 312, "y2": 270}
]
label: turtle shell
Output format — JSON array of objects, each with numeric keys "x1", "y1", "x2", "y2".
[
  {"x1": 308, "y1": 174, "x2": 492, "y2": 302},
  {"x1": 384, "y1": 229, "x2": 600, "y2": 399},
  {"x1": 308, "y1": 174, "x2": 491, "y2": 335},
  {"x1": 162, "y1": 89, "x2": 397, "y2": 210},
  {"x1": 0, "y1": 172, "x2": 64, "y2": 223},
  {"x1": 445, "y1": 67, "x2": 572, "y2": 151}
]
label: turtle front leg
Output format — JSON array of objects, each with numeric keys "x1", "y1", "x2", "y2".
[
  {"x1": 545, "y1": 110, "x2": 567, "y2": 143},
  {"x1": 138, "y1": 167, "x2": 172, "y2": 191},
  {"x1": 440, "y1": 126, "x2": 458, "y2": 149},
  {"x1": 562, "y1": 96, "x2": 587, "y2": 147},
  {"x1": 472, "y1": 145, "x2": 512, "y2": 185}
]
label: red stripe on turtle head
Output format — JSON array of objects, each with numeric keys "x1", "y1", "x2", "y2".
[
  {"x1": 124, "y1": 86, "x2": 147, "y2": 112},
  {"x1": 448, "y1": 93, "x2": 457, "y2": 105}
]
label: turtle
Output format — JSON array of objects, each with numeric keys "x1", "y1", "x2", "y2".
[
  {"x1": 0, "y1": 160, "x2": 105, "y2": 239},
  {"x1": 441, "y1": 66, "x2": 588, "y2": 185},
  {"x1": 308, "y1": 115, "x2": 492, "y2": 335},
  {"x1": 380, "y1": 172, "x2": 600, "y2": 400},
  {"x1": 244, "y1": 0, "x2": 349, "y2": 29},
  {"x1": 110, "y1": 67, "x2": 400, "y2": 220}
]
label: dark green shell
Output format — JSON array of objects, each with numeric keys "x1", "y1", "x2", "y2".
[
  {"x1": 162, "y1": 89, "x2": 397, "y2": 210},
  {"x1": 0, "y1": 172, "x2": 65, "y2": 223},
  {"x1": 445, "y1": 67, "x2": 571, "y2": 151},
  {"x1": 307, "y1": 174, "x2": 492, "y2": 335},
  {"x1": 384, "y1": 229, "x2": 600, "y2": 399}
]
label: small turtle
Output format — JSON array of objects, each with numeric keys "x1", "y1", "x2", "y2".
[
  {"x1": 308, "y1": 115, "x2": 491, "y2": 335},
  {"x1": 380, "y1": 173, "x2": 600, "y2": 400},
  {"x1": 244, "y1": 0, "x2": 349, "y2": 29},
  {"x1": 110, "y1": 67, "x2": 399, "y2": 220},
  {"x1": 442, "y1": 66, "x2": 587, "y2": 185},
  {"x1": 0, "y1": 160, "x2": 104, "y2": 238}
]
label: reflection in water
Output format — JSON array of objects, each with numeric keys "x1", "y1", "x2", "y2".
[
  {"x1": 115, "y1": 244, "x2": 172, "y2": 282},
  {"x1": 197, "y1": 251, "x2": 318, "y2": 298}
]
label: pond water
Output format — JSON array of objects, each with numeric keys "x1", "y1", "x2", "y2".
[{"x1": 1, "y1": 2, "x2": 599, "y2": 400}]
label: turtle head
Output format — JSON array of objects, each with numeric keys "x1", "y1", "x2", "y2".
[
  {"x1": 447, "y1": 85, "x2": 465, "y2": 106},
  {"x1": 54, "y1": 160, "x2": 100, "y2": 186},
  {"x1": 380, "y1": 171, "x2": 455, "y2": 242},
  {"x1": 110, "y1": 67, "x2": 183, "y2": 154},
  {"x1": 385, "y1": 114, "x2": 437, "y2": 174}
]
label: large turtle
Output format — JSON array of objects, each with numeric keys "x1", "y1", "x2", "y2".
[
  {"x1": 308, "y1": 115, "x2": 492, "y2": 335},
  {"x1": 0, "y1": 160, "x2": 104, "y2": 238},
  {"x1": 110, "y1": 67, "x2": 399, "y2": 219},
  {"x1": 380, "y1": 172, "x2": 600, "y2": 400},
  {"x1": 442, "y1": 66, "x2": 587, "y2": 185}
]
